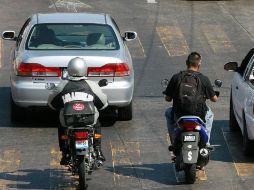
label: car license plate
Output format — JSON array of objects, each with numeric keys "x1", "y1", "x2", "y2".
[
  {"x1": 183, "y1": 135, "x2": 196, "y2": 142},
  {"x1": 75, "y1": 140, "x2": 88, "y2": 149}
]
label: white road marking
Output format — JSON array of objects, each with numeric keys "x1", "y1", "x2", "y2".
[
  {"x1": 147, "y1": 0, "x2": 157, "y2": 3},
  {"x1": 49, "y1": 0, "x2": 91, "y2": 12}
]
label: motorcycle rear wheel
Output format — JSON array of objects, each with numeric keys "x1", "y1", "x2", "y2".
[
  {"x1": 78, "y1": 156, "x2": 87, "y2": 190},
  {"x1": 184, "y1": 164, "x2": 196, "y2": 184}
]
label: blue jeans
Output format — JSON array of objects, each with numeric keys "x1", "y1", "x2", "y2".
[{"x1": 165, "y1": 106, "x2": 214, "y2": 145}]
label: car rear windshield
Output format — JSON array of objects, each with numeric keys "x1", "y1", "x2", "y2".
[{"x1": 26, "y1": 23, "x2": 120, "y2": 50}]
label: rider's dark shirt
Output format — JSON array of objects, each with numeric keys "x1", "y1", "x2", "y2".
[{"x1": 164, "y1": 70, "x2": 216, "y2": 115}]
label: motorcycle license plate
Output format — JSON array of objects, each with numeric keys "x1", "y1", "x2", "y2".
[
  {"x1": 75, "y1": 140, "x2": 88, "y2": 149},
  {"x1": 183, "y1": 135, "x2": 196, "y2": 142}
]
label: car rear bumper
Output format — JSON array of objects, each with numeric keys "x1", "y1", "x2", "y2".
[{"x1": 11, "y1": 79, "x2": 133, "y2": 108}]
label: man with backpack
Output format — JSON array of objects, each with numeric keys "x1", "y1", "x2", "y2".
[
  {"x1": 48, "y1": 57, "x2": 108, "y2": 165},
  {"x1": 164, "y1": 52, "x2": 218, "y2": 150}
]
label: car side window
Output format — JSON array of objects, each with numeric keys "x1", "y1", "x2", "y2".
[
  {"x1": 16, "y1": 18, "x2": 31, "y2": 48},
  {"x1": 244, "y1": 55, "x2": 254, "y2": 81},
  {"x1": 238, "y1": 48, "x2": 254, "y2": 76}
]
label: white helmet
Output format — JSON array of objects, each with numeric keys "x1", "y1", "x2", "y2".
[{"x1": 67, "y1": 57, "x2": 87, "y2": 77}]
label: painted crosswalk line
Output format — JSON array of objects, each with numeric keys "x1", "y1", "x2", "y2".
[
  {"x1": 0, "y1": 149, "x2": 21, "y2": 189},
  {"x1": 202, "y1": 24, "x2": 236, "y2": 53},
  {"x1": 110, "y1": 141, "x2": 142, "y2": 189},
  {"x1": 234, "y1": 163, "x2": 254, "y2": 177},
  {"x1": 127, "y1": 36, "x2": 146, "y2": 58},
  {"x1": 156, "y1": 26, "x2": 189, "y2": 57},
  {"x1": 50, "y1": 147, "x2": 77, "y2": 190}
]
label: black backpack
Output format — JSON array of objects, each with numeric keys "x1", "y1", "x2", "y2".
[
  {"x1": 174, "y1": 71, "x2": 206, "y2": 119},
  {"x1": 61, "y1": 80, "x2": 96, "y2": 126}
]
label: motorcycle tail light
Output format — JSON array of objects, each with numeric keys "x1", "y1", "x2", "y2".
[
  {"x1": 16, "y1": 63, "x2": 61, "y2": 77},
  {"x1": 60, "y1": 135, "x2": 68, "y2": 140},
  {"x1": 94, "y1": 133, "x2": 102, "y2": 139},
  {"x1": 180, "y1": 121, "x2": 200, "y2": 131},
  {"x1": 75, "y1": 131, "x2": 88, "y2": 140}
]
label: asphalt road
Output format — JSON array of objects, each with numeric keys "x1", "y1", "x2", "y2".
[{"x1": 0, "y1": 0, "x2": 254, "y2": 189}]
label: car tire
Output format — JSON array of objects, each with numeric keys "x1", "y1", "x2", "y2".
[
  {"x1": 243, "y1": 115, "x2": 254, "y2": 156},
  {"x1": 229, "y1": 94, "x2": 239, "y2": 132},
  {"x1": 118, "y1": 102, "x2": 133, "y2": 121},
  {"x1": 10, "y1": 94, "x2": 26, "y2": 122}
]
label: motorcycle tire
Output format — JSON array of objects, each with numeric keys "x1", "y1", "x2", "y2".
[
  {"x1": 78, "y1": 156, "x2": 87, "y2": 190},
  {"x1": 184, "y1": 164, "x2": 196, "y2": 184}
]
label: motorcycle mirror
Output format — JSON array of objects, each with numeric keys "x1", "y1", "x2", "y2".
[
  {"x1": 45, "y1": 83, "x2": 56, "y2": 90},
  {"x1": 214, "y1": 79, "x2": 222, "y2": 88},
  {"x1": 161, "y1": 79, "x2": 169, "y2": 88},
  {"x1": 98, "y1": 79, "x2": 108, "y2": 87}
]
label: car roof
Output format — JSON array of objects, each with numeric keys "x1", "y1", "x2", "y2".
[{"x1": 31, "y1": 13, "x2": 108, "y2": 24}]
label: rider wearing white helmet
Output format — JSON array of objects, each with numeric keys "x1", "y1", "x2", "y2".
[{"x1": 48, "y1": 57, "x2": 108, "y2": 165}]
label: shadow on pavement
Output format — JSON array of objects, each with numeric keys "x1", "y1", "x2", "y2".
[
  {"x1": 106, "y1": 163, "x2": 177, "y2": 186},
  {"x1": 0, "y1": 87, "x2": 117, "y2": 128},
  {"x1": 209, "y1": 119, "x2": 254, "y2": 165},
  {"x1": 0, "y1": 168, "x2": 78, "y2": 189},
  {"x1": 0, "y1": 87, "x2": 59, "y2": 128}
]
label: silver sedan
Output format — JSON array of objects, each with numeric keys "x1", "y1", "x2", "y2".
[{"x1": 2, "y1": 13, "x2": 137, "y2": 121}]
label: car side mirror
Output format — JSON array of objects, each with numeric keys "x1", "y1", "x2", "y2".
[
  {"x1": 224, "y1": 62, "x2": 238, "y2": 72},
  {"x1": 2, "y1": 31, "x2": 16, "y2": 40},
  {"x1": 123, "y1": 31, "x2": 137, "y2": 41},
  {"x1": 214, "y1": 79, "x2": 222, "y2": 88},
  {"x1": 98, "y1": 79, "x2": 108, "y2": 87}
]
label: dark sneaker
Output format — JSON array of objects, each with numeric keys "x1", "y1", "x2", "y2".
[
  {"x1": 94, "y1": 152, "x2": 106, "y2": 169},
  {"x1": 60, "y1": 153, "x2": 70, "y2": 165},
  {"x1": 96, "y1": 150, "x2": 106, "y2": 162},
  {"x1": 97, "y1": 153, "x2": 106, "y2": 162},
  {"x1": 168, "y1": 145, "x2": 175, "y2": 152}
]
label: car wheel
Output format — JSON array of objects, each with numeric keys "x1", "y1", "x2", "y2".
[
  {"x1": 243, "y1": 116, "x2": 254, "y2": 156},
  {"x1": 10, "y1": 94, "x2": 26, "y2": 122},
  {"x1": 118, "y1": 102, "x2": 133, "y2": 121},
  {"x1": 229, "y1": 94, "x2": 239, "y2": 132}
]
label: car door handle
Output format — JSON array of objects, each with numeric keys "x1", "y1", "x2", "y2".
[{"x1": 236, "y1": 86, "x2": 239, "y2": 90}]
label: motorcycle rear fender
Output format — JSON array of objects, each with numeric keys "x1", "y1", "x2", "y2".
[
  {"x1": 76, "y1": 149, "x2": 87, "y2": 155},
  {"x1": 181, "y1": 132, "x2": 199, "y2": 164}
]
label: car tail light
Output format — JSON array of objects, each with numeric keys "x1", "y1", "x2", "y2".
[
  {"x1": 180, "y1": 121, "x2": 200, "y2": 131},
  {"x1": 75, "y1": 131, "x2": 89, "y2": 140},
  {"x1": 16, "y1": 63, "x2": 61, "y2": 77},
  {"x1": 87, "y1": 63, "x2": 130, "y2": 77}
]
